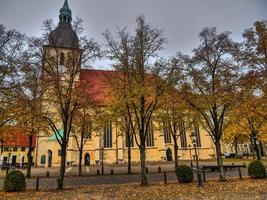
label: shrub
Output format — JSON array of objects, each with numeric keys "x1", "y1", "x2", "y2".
[
  {"x1": 3, "y1": 170, "x2": 26, "y2": 192},
  {"x1": 176, "y1": 165, "x2": 193, "y2": 183},
  {"x1": 248, "y1": 160, "x2": 267, "y2": 179}
]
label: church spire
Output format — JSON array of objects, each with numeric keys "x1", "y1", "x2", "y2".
[{"x1": 59, "y1": 0, "x2": 72, "y2": 24}]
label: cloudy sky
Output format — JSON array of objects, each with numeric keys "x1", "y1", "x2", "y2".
[{"x1": 1, "y1": 0, "x2": 266, "y2": 68}]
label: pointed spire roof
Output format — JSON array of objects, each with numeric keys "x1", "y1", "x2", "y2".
[
  {"x1": 62, "y1": 0, "x2": 69, "y2": 10},
  {"x1": 59, "y1": 0, "x2": 72, "y2": 23}
]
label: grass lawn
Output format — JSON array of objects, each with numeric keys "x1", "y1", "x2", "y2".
[{"x1": 0, "y1": 178, "x2": 266, "y2": 200}]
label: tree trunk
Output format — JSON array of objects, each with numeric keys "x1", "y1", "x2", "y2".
[
  {"x1": 78, "y1": 148, "x2": 82, "y2": 176},
  {"x1": 174, "y1": 141, "x2": 179, "y2": 181},
  {"x1": 215, "y1": 140, "x2": 226, "y2": 181},
  {"x1": 250, "y1": 138, "x2": 255, "y2": 159},
  {"x1": 26, "y1": 134, "x2": 33, "y2": 178},
  {"x1": 127, "y1": 132, "x2": 132, "y2": 174},
  {"x1": 253, "y1": 137, "x2": 261, "y2": 161},
  {"x1": 140, "y1": 145, "x2": 147, "y2": 185},
  {"x1": 57, "y1": 142, "x2": 67, "y2": 190}
]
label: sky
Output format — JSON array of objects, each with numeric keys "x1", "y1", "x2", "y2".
[{"x1": 0, "y1": 0, "x2": 266, "y2": 69}]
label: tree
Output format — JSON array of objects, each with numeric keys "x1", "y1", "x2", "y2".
[
  {"x1": 223, "y1": 125, "x2": 250, "y2": 155},
  {"x1": 240, "y1": 21, "x2": 267, "y2": 121},
  {"x1": 29, "y1": 18, "x2": 101, "y2": 189},
  {"x1": 179, "y1": 27, "x2": 239, "y2": 181},
  {"x1": 0, "y1": 24, "x2": 25, "y2": 151},
  {"x1": 225, "y1": 79, "x2": 267, "y2": 160},
  {"x1": 72, "y1": 107, "x2": 93, "y2": 176},
  {"x1": 107, "y1": 84, "x2": 134, "y2": 174},
  {"x1": 15, "y1": 47, "x2": 47, "y2": 178},
  {"x1": 104, "y1": 16, "x2": 177, "y2": 185},
  {"x1": 157, "y1": 72, "x2": 189, "y2": 182},
  {"x1": 72, "y1": 81, "x2": 98, "y2": 176}
]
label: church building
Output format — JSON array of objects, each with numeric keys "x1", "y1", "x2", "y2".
[{"x1": 35, "y1": 0, "x2": 221, "y2": 167}]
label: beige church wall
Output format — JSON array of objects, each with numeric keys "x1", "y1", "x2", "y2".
[
  {"x1": 35, "y1": 104, "x2": 225, "y2": 167},
  {"x1": 37, "y1": 136, "x2": 62, "y2": 167}
]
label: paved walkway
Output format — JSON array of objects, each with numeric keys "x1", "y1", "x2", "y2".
[
  {"x1": 0, "y1": 160, "x2": 259, "y2": 189},
  {"x1": 0, "y1": 160, "x2": 251, "y2": 178},
  {"x1": 0, "y1": 168, "x2": 248, "y2": 189}
]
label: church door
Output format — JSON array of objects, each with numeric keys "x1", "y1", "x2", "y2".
[
  {"x1": 84, "y1": 153, "x2": 90, "y2": 166},
  {"x1": 166, "y1": 148, "x2": 173, "y2": 161}
]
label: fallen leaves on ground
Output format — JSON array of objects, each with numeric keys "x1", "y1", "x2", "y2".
[{"x1": 0, "y1": 178, "x2": 266, "y2": 200}]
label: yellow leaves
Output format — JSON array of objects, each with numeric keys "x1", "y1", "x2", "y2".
[{"x1": 1, "y1": 178, "x2": 267, "y2": 200}]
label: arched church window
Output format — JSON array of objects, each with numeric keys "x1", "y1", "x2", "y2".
[
  {"x1": 40, "y1": 155, "x2": 46, "y2": 164},
  {"x1": 146, "y1": 122, "x2": 154, "y2": 147},
  {"x1": 193, "y1": 121, "x2": 201, "y2": 147},
  {"x1": 180, "y1": 122, "x2": 187, "y2": 148},
  {"x1": 163, "y1": 121, "x2": 172, "y2": 144},
  {"x1": 104, "y1": 122, "x2": 112, "y2": 148},
  {"x1": 126, "y1": 132, "x2": 134, "y2": 147},
  {"x1": 60, "y1": 52, "x2": 65, "y2": 65}
]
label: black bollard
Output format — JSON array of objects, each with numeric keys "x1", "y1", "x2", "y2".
[
  {"x1": 36, "y1": 176, "x2": 40, "y2": 191},
  {"x1": 158, "y1": 167, "x2": 161, "y2": 173},
  {"x1": 46, "y1": 171, "x2": 49, "y2": 177},
  {"x1": 111, "y1": 169, "x2": 114, "y2": 175},
  {"x1": 97, "y1": 169, "x2": 100, "y2": 175},
  {"x1": 164, "y1": 171, "x2": 167, "y2": 184},
  {"x1": 146, "y1": 167, "x2": 148, "y2": 173}
]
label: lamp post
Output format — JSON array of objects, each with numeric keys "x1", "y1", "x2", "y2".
[
  {"x1": 190, "y1": 134, "x2": 203, "y2": 187},
  {"x1": 101, "y1": 146, "x2": 104, "y2": 175},
  {"x1": 188, "y1": 144, "x2": 193, "y2": 167}
]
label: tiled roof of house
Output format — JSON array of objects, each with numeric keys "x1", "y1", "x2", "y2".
[{"x1": 1, "y1": 128, "x2": 36, "y2": 147}]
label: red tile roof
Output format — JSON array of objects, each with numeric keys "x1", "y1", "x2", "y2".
[
  {"x1": 1, "y1": 128, "x2": 36, "y2": 147},
  {"x1": 79, "y1": 69, "x2": 118, "y2": 105}
]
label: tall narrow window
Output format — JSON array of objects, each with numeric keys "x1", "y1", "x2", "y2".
[
  {"x1": 180, "y1": 122, "x2": 187, "y2": 148},
  {"x1": 104, "y1": 122, "x2": 112, "y2": 148},
  {"x1": 85, "y1": 122, "x2": 92, "y2": 139},
  {"x1": 126, "y1": 133, "x2": 134, "y2": 147},
  {"x1": 194, "y1": 121, "x2": 201, "y2": 147},
  {"x1": 146, "y1": 123, "x2": 154, "y2": 147},
  {"x1": 163, "y1": 121, "x2": 171, "y2": 144},
  {"x1": 59, "y1": 52, "x2": 65, "y2": 65}
]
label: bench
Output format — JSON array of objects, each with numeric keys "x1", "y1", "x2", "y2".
[{"x1": 200, "y1": 163, "x2": 246, "y2": 181}]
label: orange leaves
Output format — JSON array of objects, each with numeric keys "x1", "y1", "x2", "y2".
[{"x1": 1, "y1": 178, "x2": 267, "y2": 200}]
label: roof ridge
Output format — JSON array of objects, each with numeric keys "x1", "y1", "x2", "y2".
[{"x1": 80, "y1": 68, "x2": 115, "y2": 72}]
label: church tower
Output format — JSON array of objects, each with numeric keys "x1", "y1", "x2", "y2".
[
  {"x1": 43, "y1": 0, "x2": 82, "y2": 78},
  {"x1": 48, "y1": 0, "x2": 79, "y2": 48},
  {"x1": 39, "y1": 0, "x2": 82, "y2": 167}
]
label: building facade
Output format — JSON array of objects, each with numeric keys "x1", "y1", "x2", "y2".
[
  {"x1": 0, "y1": 128, "x2": 36, "y2": 167},
  {"x1": 35, "y1": 0, "x2": 219, "y2": 167}
]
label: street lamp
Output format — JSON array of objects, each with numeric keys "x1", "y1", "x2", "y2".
[
  {"x1": 188, "y1": 144, "x2": 193, "y2": 167},
  {"x1": 190, "y1": 133, "x2": 203, "y2": 187},
  {"x1": 101, "y1": 146, "x2": 104, "y2": 175}
]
